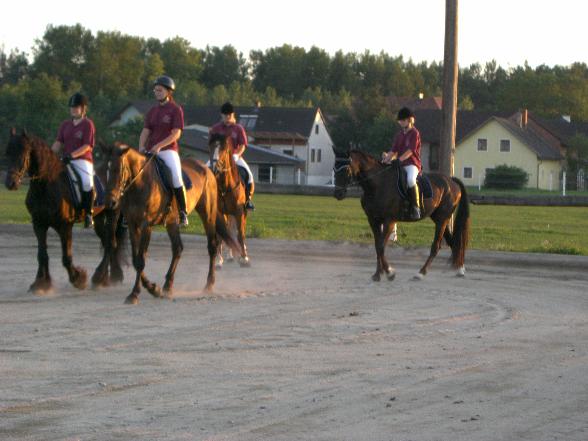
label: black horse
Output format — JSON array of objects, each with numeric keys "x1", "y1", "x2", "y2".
[
  {"x1": 334, "y1": 149, "x2": 470, "y2": 281},
  {"x1": 4, "y1": 128, "x2": 126, "y2": 293}
]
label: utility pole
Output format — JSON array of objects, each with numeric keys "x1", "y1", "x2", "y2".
[{"x1": 440, "y1": 0, "x2": 459, "y2": 177}]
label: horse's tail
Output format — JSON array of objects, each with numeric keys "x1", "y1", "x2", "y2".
[
  {"x1": 215, "y1": 213, "x2": 241, "y2": 256},
  {"x1": 450, "y1": 177, "x2": 470, "y2": 268}
]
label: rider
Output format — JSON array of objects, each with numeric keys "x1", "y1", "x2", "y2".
[
  {"x1": 139, "y1": 75, "x2": 189, "y2": 227},
  {"x1": 209, "y1": 102, "x2": 255, "y2": 210},
  {"x1": 51, "y1": 92, "x2": 96, "y2": 228},
  {"x1": 382, "y1": 107, "x2": 422, "y2": 220}
]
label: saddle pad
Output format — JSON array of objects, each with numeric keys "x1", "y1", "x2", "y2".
[
  {"x1": 154, "y1": 156, "x2": 193, "y2": 191},
  {"x1": 65, "y1": 166, "x2": 105, "y2": 208}
]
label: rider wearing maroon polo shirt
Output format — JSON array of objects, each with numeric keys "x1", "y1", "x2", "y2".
[
  {"x1": 139, "y1": 75, "x2": 189, "y2": 227},
  {"x1": 51, "y1": 93, "x2": 96, "y2": 228},
  {"x1": 209, "y1": 102, "x2": 255, "y2": 210},
  {"x1": 382, "y1": 107, "x2": 422, "y2": 220}
]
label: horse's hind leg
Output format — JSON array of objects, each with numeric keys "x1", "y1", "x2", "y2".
[
  {"x1": 125, "y1": 224, "x2": 157, "y2": 304},
  {"x1": 367, "y1": 218, "x2": 385, "y2": 281},
  {"x1": 110, "y1": 212, "x2": 126, "y2": 284},
  {"x1": 137, "y1": 226, "x2": 161, "y2": 299},
  {"x1": 30, "y1": 223, "x2": 52, "y2": 293},
  {"x1": 162, "y1": 223, "x2": 183, "y2": 297},
  {"x1": 236, "y1": 214, "x2": 250, "y2": 267},
  {"x1": 58, "y1": 223, "x2": 87, "y2": 290},
  {"x1": 415, "y1": 218, "x2": 449, "y2": 280},
  {"x1": 380, "y1": 221, "x2": 396, "y2": 281}
]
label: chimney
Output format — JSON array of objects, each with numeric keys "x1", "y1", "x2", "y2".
[{"x1": 522, "y1": 109, "x2": 528, "y2": 128}]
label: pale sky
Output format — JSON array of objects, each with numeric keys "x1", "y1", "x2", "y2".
[{"x1": 2, "y1": 0, "x2": 587, "y2": 69}]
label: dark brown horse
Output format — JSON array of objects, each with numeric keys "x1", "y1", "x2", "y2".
[
  {"x1": 208, "y1": 133, "x2": 250, "y2": 267},
  {"x1": 334, "y1": 149, "x2": 469, "y2": 281},
  {"x1": 4, "y1": 128, "x2": 126, "y2": 293},
  {"x1": 104, "y1": 143, "x2": 240, "y2": 304}
]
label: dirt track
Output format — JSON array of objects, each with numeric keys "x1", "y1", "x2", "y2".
[{"x1": 1, "y1": 223, "x2": 587, "y2": 441}]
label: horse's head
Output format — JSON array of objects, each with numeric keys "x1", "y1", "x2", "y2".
[
  {"x1": 333, "y1": 152, "x2": 352, "y2": 200},
  {"x1": 4, "y1": 128, "x2": 32, "y2": 190},
  {"x1": 104, "y1": 142, "x2": 131, "y2": 210}
]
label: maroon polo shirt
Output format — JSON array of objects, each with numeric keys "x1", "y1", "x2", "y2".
[
  {"x1": 144, "y1": 100, "x2": 184, "y2": 152},
  {"x1": 56, "y1": 118, "x2": 95, "y2": 163},
  {"x1": 209, "y1": 121, "x2": 248, "y2": 153},
  {"x1": 391, "y1": 127, "x2": 422, "y2": 171}
]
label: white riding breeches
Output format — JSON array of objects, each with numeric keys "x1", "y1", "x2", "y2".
[
  {"x1": 234, "y1": 154, "x2": 254, "y2": 184},
  {"x1": 404, "y1": 165, "x2": 419, "y2": 188},
  {"x1": 70, "y1": 159, "x2": 94, "y2": 191},
  {"x1": 157, "y1": 149, "x2": 184, "y2": 188}
]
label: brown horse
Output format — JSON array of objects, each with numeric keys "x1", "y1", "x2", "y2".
[
  {"x1": 104, "y1": 143, "x2": 240, "y2": 304},
  {"x1": 208, "y1": 133, "x2": 250, "y2": 267},
  {"x1": 4, "y1": 128, "x2": 126, "y2": 293},
  {"x1": 334, "y1": 149, "x2": 469, "y2": 281}
]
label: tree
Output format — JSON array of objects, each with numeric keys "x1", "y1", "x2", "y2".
[
  {"x1": 251, "y1": 45, "x2": 307, "y2": 98},
  {"x1": 201, "y1": 45, "x2": 247, "y2": 88},
  {"x1": 32, "y1": 24, "x2": 94, "y2": 89},
  {"x1": 158, "y1": 37, "x2": 204, "y2": 85},
  {"x1": 0, "y1": 48, "x2": 29, "y2": 85}
]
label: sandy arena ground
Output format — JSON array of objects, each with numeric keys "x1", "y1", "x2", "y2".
[{"x1": 0, "y1": 223, "x2": 587, "y2": 441}]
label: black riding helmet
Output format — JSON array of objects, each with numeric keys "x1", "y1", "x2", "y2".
[
  {"x1": 221, "y1": 102, "x2": 234, "y2": 115},
  {"x1": 69, "y1": 92, "x2": 88, "y2": 108},
  {"x1": 397, "y1": 107, "x2": 414, "y2": 121},
  {"x1": 154, "y1": 75, "x2": 176, "y2": 91}
]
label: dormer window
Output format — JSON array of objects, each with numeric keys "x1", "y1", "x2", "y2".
[{"x1": 239, "y1": 115, "x2": 258, "y2": 130}]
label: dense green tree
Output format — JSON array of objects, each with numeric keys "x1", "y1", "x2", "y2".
[{"x1": 201, "y1": 45, "x2": 247, "y2": 88}]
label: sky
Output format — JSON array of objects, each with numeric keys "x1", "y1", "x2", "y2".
[{"x1": 1, "y1": 0, "x2": 587, "y2": 69}]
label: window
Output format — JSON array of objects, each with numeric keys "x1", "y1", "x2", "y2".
[
  {"x1": 317, "y1": 149, "x2": 322, "y2": 163},
  {"x1": 500, "y1": 139, "x2": 511, "y2": 152},
  {"x1": 238, "y1": 115, "x2": 258, "y2": 130},
  {"x1": 311, "y1": 149, "x2": 315, "y2": 163},
  {"x1": 477, "y1": 138, "x2": 487, "y2": 151},
  {"x1": 315, "y1": 124, "x2": 319, "y2": 134},
  {"x1": 463, "y1": 167, "x2": 473, "y2": 179},
  {"x1": 258, "y1": 165, "x2": 276, "y2": 183}
]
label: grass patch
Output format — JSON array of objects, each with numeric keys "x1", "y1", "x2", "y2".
[{"x1": 2, "y1": 186, "x2": 587, "y2": 255}]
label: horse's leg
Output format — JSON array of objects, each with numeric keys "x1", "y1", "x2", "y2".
[
  {"x1": 125, "y1": 223, "x2": 143, "y2": 304},
  {"x1": 137, "y1": 225, "x2": 161, "y2": 299},
  {"x1": 91, "y1": 212, "x2": 110, "y2": 288},
  {"x1": 29, "y1": 223, "x2": 52, "y2": 293},
  {"x1": 57, "y1": 223, "x2": 87, "y2": 290},
  {"x1": 162, "y1": 223, "x2": 183, "y2": 297},
  {"x1": 367, "y1": 217, "x2": 384, "y2": 282},
  {"x1": 203, "y1": 220, "x2": 219, "y2": 292},
  {"x1": 216, "y1": 241, "x2": 224, "y2": 269},
  {"x1": 380, "y1": 221, "x2": 396, "y2": 281},
  {"x1": 226, "y1": 216, "x2": 235, "y2": 262},
  {"x1": 110, "y1": 212, "x2": 126, "y2": 284},
  {"x1": 236, "y1": 213, "x2": 250, "y2": 267},
  {"x1": 415, "y1": 218, "x2": 449, "y2": 280}
]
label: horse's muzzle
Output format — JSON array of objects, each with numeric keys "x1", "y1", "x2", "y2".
[
  {"x1": 334, "y1": 188, "x2": 347, "y2": 200},
  {"x1": 4, "y1": 174, "x2": 20, "y2": 191}
]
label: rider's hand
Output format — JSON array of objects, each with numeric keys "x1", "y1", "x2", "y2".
[{"x1": 62, "y1": 153, "x2": 73, "y2": 164}]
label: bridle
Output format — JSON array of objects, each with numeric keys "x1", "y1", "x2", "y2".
[
  {"x1": 212, "y1": 142, "x2": 240, "y2": 196},
  {"x1": 333, "y1": 157, "x2": 398, "y2": 190}
]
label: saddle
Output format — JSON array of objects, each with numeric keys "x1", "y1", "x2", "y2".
[
  {"x1": 153, "y1": 156, "x2": 193, "y2": 193},
  {"x1": 65, "y1": 164, "x2": 105, "y2": 209}
]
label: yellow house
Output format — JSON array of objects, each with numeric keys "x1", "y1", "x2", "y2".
[{"x1": 455, "y1": 116, "x2": 564, "y2": 190}]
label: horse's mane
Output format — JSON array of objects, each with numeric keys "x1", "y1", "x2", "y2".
[
  {"x1": 27, "y1": 135, "x2": 63, "y2": 181},
  {"x1": 349, "y1": 149, "x2": 383, "y2": 168}
]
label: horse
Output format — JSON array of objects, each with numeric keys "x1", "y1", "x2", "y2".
[
  {"x1": 3, "y1": 128, "x2": 126, "y2": 294},
  {"x1": 208, "y1": 133, "x2": 250, "y2": 267},
  {"x1": 104, "y1": 143, "x2": 241, "y2": 304},
  {"x1": 333, "y1": 149, "x2": 469, "y2": 281}
]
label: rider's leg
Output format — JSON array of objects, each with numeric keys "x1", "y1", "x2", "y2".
[
  {"x1": 234, "y1": 154, "x2": 255, "y2": 210},
  {"x1": 159, "y1": 150, "x2": 189, "y2": 227},
  {"x1": 404, "y1": 165, "x2": 421, "y2": 220},
  {"x1": 72, "y1": 159, "x2": 94, "y2": 228}
]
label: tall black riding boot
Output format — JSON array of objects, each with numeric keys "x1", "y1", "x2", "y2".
[
  {"x1": 408, "y1": 185, "x2": 421, "y2": 220},
  {"x1": 174, "y1": 186, "x2": 189, "y2": 227},
  {"x1": 244, "y1": 183, "x2": 255, "y2": 211},
  {"x1": 82, "y1": 190, "x2": 95, "y2": 228}
]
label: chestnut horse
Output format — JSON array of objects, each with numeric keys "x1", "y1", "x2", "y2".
[
  {"x1": 208, "y1": 133, "x2": 250, "y2": 267},
  {"x1": 334, "y1": 149, "x2": 469, "y2": 281},
  {"x1": 4, "y1": 129, "x2": 126, "y2": 293},
  {"x1": 104, "y1": 144, "x2": 240, "y2": 304}
]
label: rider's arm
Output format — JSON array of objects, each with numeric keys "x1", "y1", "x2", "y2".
[
  {"x1": 51, "y1": 141, "x2": 63, "y2": 154},
  {"x1": 234, "y1": 143, "x2": 246, "y2": 157},
  {"x1": 139, "y1": 128, "x2": 151, "y2": 152},
  {"x1": 151, "y1": 128, "x2": 182, "y2": 153},
  {"x1": 70, "y1": 144, "x2": 92, "y2": 158}
]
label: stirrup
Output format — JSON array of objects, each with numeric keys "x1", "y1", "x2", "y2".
[
  {"x1": 409, "y1": 207, "x2": 421, "y2": 220},
  {"x1": 84, "y1": 214, "x2": 94, "y2": 229},
  {"x1": 245, "y1": 200, "x2": 255, "y2": 211}
]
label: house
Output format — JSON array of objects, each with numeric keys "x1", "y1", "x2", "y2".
[
  {"x1": 453, "y1": 110, "x2": 565, "y2": 190},
  {"x1": 111, "y1": 101, "x2": 336, "y2": 185},
  {"x1": 180, "y1": 127, "x2": 304, "y2": 185}
]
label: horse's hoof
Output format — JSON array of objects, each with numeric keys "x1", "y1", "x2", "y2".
[
  {"x1": 215, "y1": 264, "x2": 223, "y2": 270},
  {"x1": 147, "y1": 284, "x2": 162, "y2": 298},
  {"x1": 203, "y1": 284, "x2": 213, "y2": 293},
  {"x1": 239, "y1": 258, "x2": 251, "y2": 268},
  {"x1": 412, "y1": 273, "x2": 425, "y2": 281},
  {"x1": 124, "y1": 294, "x2": 139, "y2": 305},
  {"x1": 72, "y1": 268, "x2": 88, "y2": 290},
  {"x1": 29, "y1": 280, "x2": 52, "y2": 295},
  {"x1": 226, "y1": 257, "x2": 235, "y2": 263},
  {"x1": 371, "y1": 273, "x2": 381, "y2": 282},
  {"x1": 456, "y1": 266, "x2": 466, "y2": 278},
  {"x1": 110, "y1": 270, "x2": 124, "y2": 285},
  {"x1": 387, "y1": 272, "x2": 396, "y2": 281}
]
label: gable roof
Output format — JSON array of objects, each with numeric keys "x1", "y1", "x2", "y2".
[
  {"x1": 180, "y1": 128, "x2": 304, "y2": 166},
  {"x1": 493, "y1": 117, "x2": 564, "y2": 160},
  {"x1": 528, "y1": 114, "x2": 588, "y2": 145}
]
